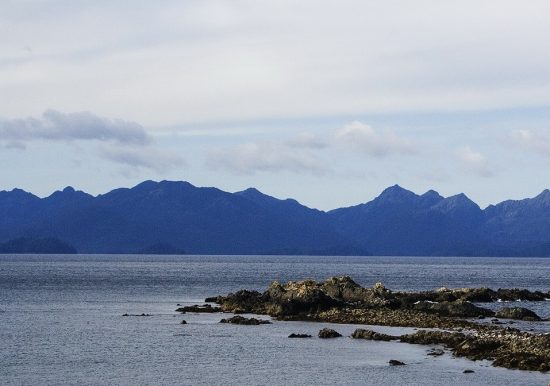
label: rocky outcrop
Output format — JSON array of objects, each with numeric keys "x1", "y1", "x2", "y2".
[
  {"x1": 219, "y1": 316, "x2": 271, "y2": 325},
  {"x1": 207, "y1": 276, "x2": 549, "y2": 372},
  {"x1": 495, "y1": 307, "x2": 542, "y2": 321},
  {"x1": 318, "y1": 328, "x2": 342, "y2": 338}
]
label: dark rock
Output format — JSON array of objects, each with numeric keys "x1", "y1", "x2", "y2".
[
  {"x1": 219, "y1": 315, "x2": 271, "y2": 325},
  {"x1": 318, "y1": 328, "x2": 342, "y2": 338},
  {"x1": 427, "y1": 348, "x2": 445, "y2": 356},
  {"x1": 495, "y1": 307, "x2": 541, "y2": 321},
  {"x1": 496, "y1": 288, "x2": 548, "y2": 302},
  {"x1": 176, "y1": 304, "x2": 221, "y2": 313},
  {"x1": 180, "y1": 320, "x2": 187, "y2": 324},
  {"x1": 288, "y1": 333, "x2": 312, "y2": 338},
  {"x1": 463, "y1": 369, "x2": 475, "y2": 373},
  {"x1": 350, "y1": 328, "x2": 397, "y2": 341},
  {"x1": 389, "y1": 359, "x2": 406, "y2": 366},
  {"x1": 413, "y1": 300, "x2": 494, "y2": 318}
]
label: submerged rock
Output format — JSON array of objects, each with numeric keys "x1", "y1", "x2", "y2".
[
  {"x1": 219, "y1": 315, "x2": 271, "y2": 325},
  {"x1": 427, "y1": 348, "x2": 445, "y2": 356},
  {"x1": 318, "y1": 328, "x2": 342, "y2": 338}
]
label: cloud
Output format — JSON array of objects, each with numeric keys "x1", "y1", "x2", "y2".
[
  {"x1": 99, "y1": 145, "x2": 186, "y2": 173},
  {"x1": 2, "y1": 1, "x2": 549, "y2": 128},
  {"x1": 0, "y1": 110, "x2": 185, "y2": 172},
  {"x1": 284, "y1": 132, "x2": 328, "y2": 149},
  {"x1": 207, "y1": 141, "x2": 329, "y2": 175},
  {"x1": 0, "y1": 109, "x2": 150, "y2": 146},
  {"x1": 335, "y1": 121, "x2": 417, "y2": 156},
  {"x1": 510, "y1": 129, "x2": 550, "y2": 156},
  {"x1": 455, "y1": 146, "x2": 494, "y2": 177}
]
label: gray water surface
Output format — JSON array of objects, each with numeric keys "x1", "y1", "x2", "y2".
[{"x1": 1, "y1": 255, "x2": 549, "y2": 385}]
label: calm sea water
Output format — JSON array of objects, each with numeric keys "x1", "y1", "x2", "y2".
[{"x1": 1, "y1": 255, "x2": 549, "y2": 385}]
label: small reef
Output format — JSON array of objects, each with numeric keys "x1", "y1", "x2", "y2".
[{"x1": 198, "y1": 276, "x2": 549, "y2": 372}]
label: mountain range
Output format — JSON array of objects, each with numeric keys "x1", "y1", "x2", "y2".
[{"x1": 1, "y1": 180, "x2": 550, "y2": 256}]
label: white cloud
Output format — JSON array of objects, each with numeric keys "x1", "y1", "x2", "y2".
[
  {"x1": 335, "y1": 121, "x2": 416, "y2": 156},
  {"x1": 510, "y1": 129, "x2": 550, "y2": 156},
  {"x1": 207, "y1": 141, "x2": 329, "y2": 175},
  {"x1": 455, "y1": 146, "x2": 494, "y2": 177},
  {"x1": 0, "y1": 110, "x2": 185, "y2": 172},
  {"x1": 1, "y1": 1, "x2": 549, "y2": 127},
  {"x1": 0, "y1": 109, "x2": 150, "y2": 146}
]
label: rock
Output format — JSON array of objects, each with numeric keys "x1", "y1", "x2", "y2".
[
  {"x1": 288, "y1": 333, "x2": 312, "y2": 338},
  {"x1": 176, "y1": 304, "x2": 221, "y2": 313},
  {"x1": 495, "y1": 307, "x2": 541, "y2": 321},
  {"x1": 413, "y1": 300, "x2": 494, "y2": 318},
  {"x1": 496, "y1": 288, "x2": 548, "y2": 302},
  {"x1": 219, "y1": 315, "x2": 271, "y2": 325},
  {"x1": 350, "y1": 328, "x2": 397, "y2": 341},
  {"x1": 453, "y1": 338, "x2": 502, "y2": 361},
  {"x1": 389, "y1": 359, "x2": 406, "y2": 366},
  {"x1": 427, "y1": 348, "x2": 445, "y2": 356},
  {"x1": 180, "y1": 320, "x2": 187, "y2": 324},
  {"x1": 318, "y1": 328, "x2": 342, "y2": 338},
  {"x1": 266, "y1": 280, "x2": 343, "y2": 316},
  {"x1": 463, "y1": 369, "x2": 475, "y2": 373},
  {"x1": 401, "y1": 330, "x2": 467, "y2": 347}
]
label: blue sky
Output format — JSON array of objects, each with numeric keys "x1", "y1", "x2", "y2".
[{"x1": 1, "y1": 0, "x2": 550, "y2": 210}]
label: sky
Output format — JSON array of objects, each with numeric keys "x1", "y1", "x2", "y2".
[{"x1": 1, "y1": 0, "x2": 550, "y2": 210}]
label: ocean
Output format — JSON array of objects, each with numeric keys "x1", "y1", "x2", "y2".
[{"x1": 1, "y1": 255, "x2": 549, "y2": 385}]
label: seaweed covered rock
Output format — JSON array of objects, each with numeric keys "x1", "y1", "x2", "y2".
[
  {"x1": 176, "y1": 304, "x2": 221, "y2": 313},
  {"x1": 400, "y1": 330, "x2": 467, "y2": 347},
  {"x1": 350, "y1": 328, "x2": 397, "y2": 341},
  {"x1": 413, "y1": 300, "x2": 494, "y2": 318},
  {"x1": 219, "y1": 315, "x2": 271, "y2": 325},
  {"x1": 318, "y1": 328, "x2": 342, "y2": 338},
  {"x1": 495, "y1": 307, "x2": 541, "y2": 321}
]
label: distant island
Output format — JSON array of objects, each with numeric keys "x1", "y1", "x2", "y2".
[
  {"x1": 1, "y1": 180, "x2": 550, "y2": 256},
  {"x1": 0, "y1": 237, "x2": 77, "y2": 254}
]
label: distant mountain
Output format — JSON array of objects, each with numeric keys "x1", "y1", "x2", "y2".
[
  {"x1": 0, "y1": 180, "x2": 549, "y2": 256},
  {"x1": 0, "y1": 237, "x2": 77, "y2": 254}
]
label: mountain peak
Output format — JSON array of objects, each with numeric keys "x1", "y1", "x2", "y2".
[{"x1": 377, "y1": 184, "x2": 416, "y2": 201}]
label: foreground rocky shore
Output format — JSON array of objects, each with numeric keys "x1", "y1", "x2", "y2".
[{"x1": 179, "y1": 276, "x2": 550, "y2": 372}]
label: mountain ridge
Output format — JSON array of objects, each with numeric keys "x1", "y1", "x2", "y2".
[{"x1": 1, "y1": 180, "x2": 549, "y2": 256}]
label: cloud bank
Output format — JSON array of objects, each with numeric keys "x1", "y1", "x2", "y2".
[
  {"x1": 207, "y1": 121, "x2": 417, "y2": 175},
  {"x1": 0, "y1": 110, "x2": 184, "y2": 173},
  {"x1": 0, "y1": 109, "x2": 150, "y2": 146}
]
